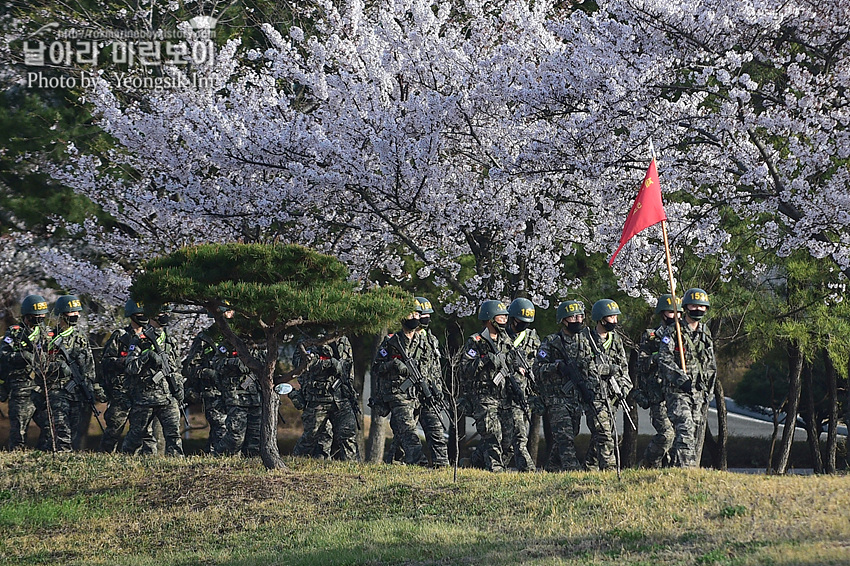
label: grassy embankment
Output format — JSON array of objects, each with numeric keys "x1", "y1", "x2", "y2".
[{"x1": 2, "y1": 452, "x2": 850, "y2": 566}]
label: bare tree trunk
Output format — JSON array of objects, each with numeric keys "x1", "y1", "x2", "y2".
[
  {"x1": 774, "y1": 343, "x2": 803, "y2": 474},
  {"x1": 366, "y1": 415, "x2": 389, "y2": 462},
  {"x1": 259, "y1": 333, "x2": 285, "y2": 470},
  {"x1": 801, "y1": 363, "x2": 823, "y2": 473},
  {"x1": 714, "y1": 379, "x2": 728, "y2": 470},
  {"x1": 350, "y1": 334, "x2": 381, "y2": 458},
  {"x1": 824, "y1": 352, "x2": 838, "y2": 474}
]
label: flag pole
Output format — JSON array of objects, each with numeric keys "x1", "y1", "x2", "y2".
[{"x1": 651, "y1": 139, "x2": 688, "y2": 373}]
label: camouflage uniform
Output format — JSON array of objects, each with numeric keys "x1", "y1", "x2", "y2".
[
  {"x1": 121, "y1": 326, "x2": 184, "y2": 456},
  {"x1": 292, "y1": 418, "x2": 333, "y2": 458},
  {"x1": 658, "y1": 322, "x2": 716, "y2": 468},
  {"x1": 499, "y1": 328, "x2": 539, "y2": 471},
  {"x1": 32, "y1": 325, "x2": 104, "y2": 452},
  {"x1": 458, "y1": 329, "x2": 516, "y2": 472},
  {"x1": 575, "y1": 327, "x2": 631, "y2": 471},
  {"x1": 183, "y1": 327, "x2": 228, "y2": 452},
  {"x1": 293, "y1": 337, "x2": 360, "y2": 462},
  {"x1": 0, "y1": 323, "x2": 47, "y2": 450},
  {"x1": 373, "y1": 332, "x2": 428, "y2": 466},
  {"x1": 99, "y1": 326, "x2": 157, "y2": 453},
  {"x1": 416, "y1": 328, "x2": 449, "y2": 467},
  {"x1": 213, "y1": 346, "x2": 262, "y2": 457},
  {"x1": 535, "y1": 329, "x2": 584, "y2": 471},
  {"x1": 635, "y1": 325, "x2": 674, "y2": 467}
]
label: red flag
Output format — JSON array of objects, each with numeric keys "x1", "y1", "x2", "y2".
[{"x1": 608, "y1": 159, "x2": 667, "y2": 266}]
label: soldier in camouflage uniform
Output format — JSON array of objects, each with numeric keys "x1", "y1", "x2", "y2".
[
  {"x1": 458, "y1": 300, "x2": 518, "y2": 472},
  {"x1": 500, "y1": 298, "x2": 539, "y2": 472},
  {"x1": 291, "y1": 334, "x2": 360, "y2": 461},
  {"x1": 534, "y1": 300, "x2": 586, "y2": 471},
  {"x1": 33, "y1": 295, "x2": 105, "y2": 452},
  {"x1": 576, "y1": 299, "x2": 632, "y2": 471},
  {"x1": 633, "y1": 294, "x2": 680, "y2": 468},
  {"x1": 99, "y1": 299, "x2": 157, "y2": 453},
  {"x1": 213, "y1": 342, "x2": 263, "y2": 457},
  {"x1": 372, "y1": 313, "x2": 428, "y2": 466},
  {"x1": 122, "y1": 307, "x2": 184, "y2": 456},
  {"x1": 0, "y1": 295, "x2": 50, "y2": 450},
  {"x1": 414, "y1": 297, "x2": 449, "y2": 467},
  {"x1": 658, "y1": 288, "x2": 716, "y2": 468},
  {"x1": 183, "y1": 306, "x2": 232, "y2": 452}
]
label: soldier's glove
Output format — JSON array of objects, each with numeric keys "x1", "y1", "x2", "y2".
[
  {"x1": 679, "y1": 380, "x2": 693, "y2": 394},
  {"x1": 556, "y1": 360, "x2": 570, "y2": 378},
  {"x1": 456, "y1": 395, "x2": 473, "y2": 416},
  {"x1": 577, "y1": 382, "x2": 595, "y2": 405},
  {"x1": 392, "y1": 358, "x2": 409, "y2": 376},
  {"x1": 199, "y1": 368, "x2": 217, "y2": 381},
  {"x1": 529, "y1": 395, "x2": 546, "y2": 414},
  {"x1": 320, "y1": 358, "x2": 343, "y2": 374},
  {"x1": 289, "y1": 389, "x2": 306, "y2": 411},
  {"x1": 630, "y1": 388, "x2": 650, "y2": 410},
  {"x1": 173, "y1": 390, "x2": 185, "y2": 404},
  {"x1": 93, "y1": 384, "x2": 108, "y2": 404}
]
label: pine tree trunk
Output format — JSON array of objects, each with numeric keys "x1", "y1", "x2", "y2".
[
  {"x1": 366, "y1": 415, "x2": 388, "y2": 462},
  {"x1": 259, "y1": 334, "x2": 285, "y2": 470},
  {"x1": 801, "y1": 363, "x2": 823, "y2": 473},
  {"x1": 774, "y1": 343, "x2": 803, "y2": 474},
  {"x1": 823, "y1": 352, "x2": 837, "y2": 473}
]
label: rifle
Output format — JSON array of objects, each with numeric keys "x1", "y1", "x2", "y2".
[
  {"x1": 389, "y1": 334, "x2": 449, "y2": 416},
  {"x1": 55, "y1": 337, "x2": 106, "y2": 434},
  {"x1": 301, "y1": 340, "x2": 362, "y2": 429},
  {"x1": 585, "y1": 332, "x2": 636, "y2": 431},
  {"x1": 146, "y1": 326, "x2": 182, "y2": 403},
  {"x1": 480, "y1": 332, "x2": 530, "y2": 419}
]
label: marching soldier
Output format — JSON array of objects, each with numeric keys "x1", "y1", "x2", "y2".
[
  {"x1": 291, "y1": 332, "x2": 360, "y2": 461},
  {"x1": 122, "y1": 305, "x2": 184, "y2": 456},
  {"x1": 658, "y1": 288, "x2": 717, "y2": 468},
  {"x1": 414, "y1": 297, "x2": 449, "y2": 468},
  {"x1": 372, "y1": 311, "x2": 428, "y2": 466},
  {"x1": 534, "y1": 300, "x2": 586, "y2": 471},
  {"x1": 576, "y1": 299, "x2": 632, "y2": 471},
  {"x1": 458, "y1": 300, "x2": 517, "y2": 472},
  {"x1": 33, "y1": 295, "x2": 104, "y2": 452},
  {"x1": 1, "y1": 295, "x2": 50, "y2": 450},
  {"x1": 99, "y1": 299, "x2": 157, "y2": 453},
  {"x1": 213, "y1": 341, "x2": 263, "y2": 457},
  {"x1": 183, "y1": 305, "x2": 232, "y2": 452},
  {"x1": 633, "y1": 294, "x2": 680, "y2": 468},
  {"x1": 501, "y1": 297, "x2": 539, "y2": 472}
]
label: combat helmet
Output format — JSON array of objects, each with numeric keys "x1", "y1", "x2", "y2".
[
  {"x1": 414, "y1": 296, "x2": 434, "y2": 314},
  {"x1": 507, "y1": 298, "x2": 535, "y2": 322},
  {"x1": 124, "y1": 299, "x2": 145, "y2": 317},
  {"x1": 682, "y1": 288, "x2": 710, "y2": 307},
  {"x1": 478, "y1": 300, "x2": 509, "y2": 321},
  {"x1": 54, "y1": 295, "x2": 83, "y2": 314},
  {"x1": 654, "y1": 294, "x2": 683, "y2": 315},
  {"x1": 591, "y1": 299, "x2": 621, "y2": 322},
  {"x1": 21, "y1": 295, "x2": 49, "y2": 316},
  {"x1": 556, "y1": 300, "x2": 585, "y2": 323}
]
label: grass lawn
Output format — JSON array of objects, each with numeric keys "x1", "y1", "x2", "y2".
[{"x1": 1, "y1": 452, "x2": 850, "y2": 565}]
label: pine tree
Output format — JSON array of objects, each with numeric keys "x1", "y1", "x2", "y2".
[{"x1": 131, "y1": 242, "x2": 412, "y2": 469}]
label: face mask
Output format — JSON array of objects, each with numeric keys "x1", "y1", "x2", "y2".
[
  {"x1": 602, "y1": 321, "x2": 617, "y2": 332},
  {"x1": 65, "y1": 315, "x2": 79, "y2": 326},
  {"x1": 566, "y1": 321, "x2": 583, "y2": 334},
  {"x1": 493, "y1": 320, "x2": 507, "y2": 331},
  {"x1": 402, "y1": 318, "x2": 420, "y2": 330},
  {"x1": 513, "y1": 320, "x2": 530, "y2": 332},
  {"x1": 687, "y1": 308, "x2": 706, "y2": 321},
  {"x1": 662, "y1": 315, "x2": 676, "y2": 326},
  {"x1": 419, "y1": 316, "x2": 431, "y2": 328},
  {"x1": 131, "y1": 315, "x2": 149, "y2": 326},
  {"x1": 156, "y1": 313, "x2": 170, "y2": 326}
]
